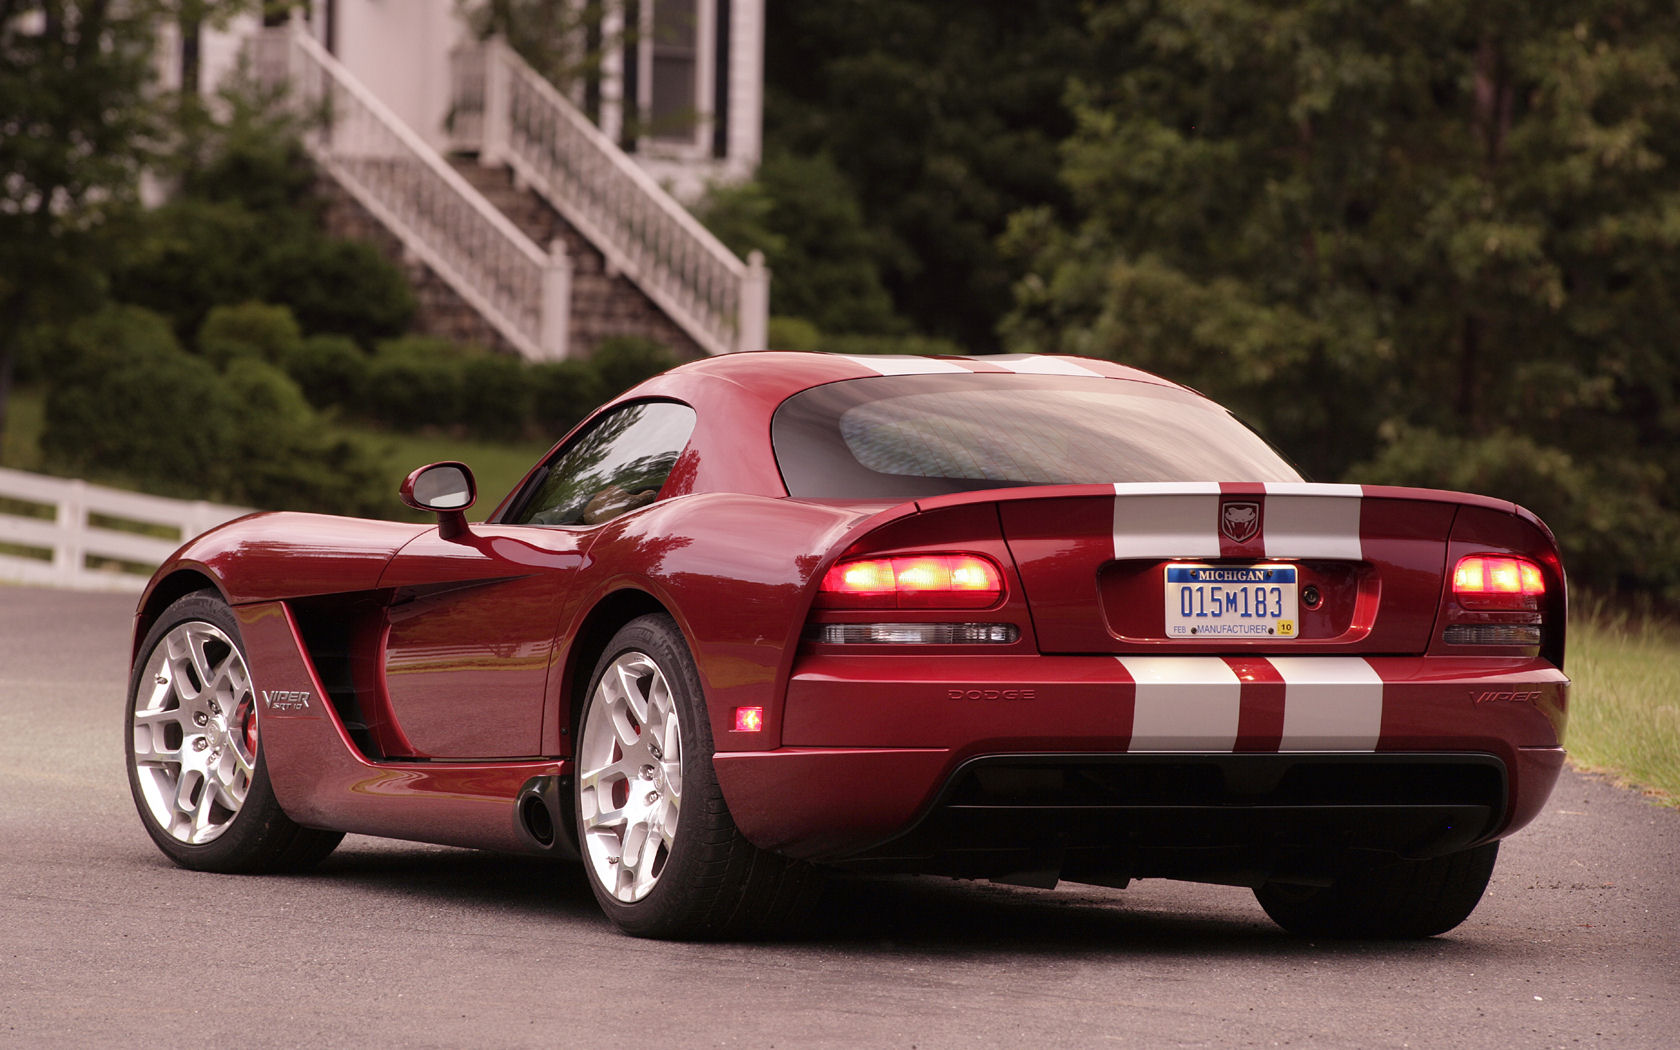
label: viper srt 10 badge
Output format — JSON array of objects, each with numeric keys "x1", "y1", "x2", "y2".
[{"x1": 262, "y1": 689, "x2": 311, "y2": 711}]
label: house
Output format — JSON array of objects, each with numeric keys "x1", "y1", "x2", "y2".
[{"x1": 153, "y1": 0, "x2": 768, "y2": 362}]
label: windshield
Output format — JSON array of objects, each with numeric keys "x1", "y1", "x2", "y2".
[{"x1": 772, "y1": 373, "x2": 1301, "y2": 499}]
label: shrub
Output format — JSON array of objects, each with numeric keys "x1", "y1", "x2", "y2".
[
  {"x1": 40, "y1": 305, "x2": 237, "y2": 497},
  {"x1": 106, "y1": 118, "x2": 414, "y2": 350},
  {"x1": 197, "y1": 301, "x2": 304, "y2": 367},
  {"x1": 528, "y1": 359, "x2": 608, "y2": 439},
  {"x1": 590, "y1": 336, "x2": 681, "y2": 398},
  {"x1": 106, "y1": 198, "x2": 266, "y2": 341},
  {"x1": 223, "y1": 358, "x2": 315, "y2": 432},
  {"x1": 821, "y1": 332, "x2": 966, "y2": 357},
  {"x1": 255, "y1": 237, "x2": 416, "y2": 348},
  {"x1": 283, "y1": 333, "x2": 369, "y2": 409},
  {"x1": 363, "y1": 336, "x2": 469, "y2": 427},
  {"x1": 459, "y1": 353, "x2": 535, "y2": 439},
  {"x1": 40, "y1": 305, "x2": 392, "y2": 515},
  {"x1": 219, "y1": 359, "x2": 391, "y2": 516},
  {"x1": 766, "y1": 316, "x2": 822, "y2": 352}
]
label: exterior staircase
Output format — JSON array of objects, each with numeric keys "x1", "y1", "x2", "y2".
[
  {"x1": 448, "y1": 161, "x2": 699, "y2": 357},
  {"x1": 252, "y1": 23, "x2": 767, "y2": 362}
]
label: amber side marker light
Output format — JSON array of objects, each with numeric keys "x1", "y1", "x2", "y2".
[
  {"x1": 1446, "y1": 554, "x2": 1546, "y2": 646},
  {"x1": 816, "y1": 554, "x2": 1004, "y2": 609}
]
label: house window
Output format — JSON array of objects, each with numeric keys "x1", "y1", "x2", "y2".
[{"x1": 648, "y1": 0, "x2": 698, "y2": 144}]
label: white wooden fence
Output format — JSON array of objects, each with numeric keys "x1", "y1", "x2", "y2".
[{"x1": 0, "y1": 468, "x2": 252, "y2": 593}]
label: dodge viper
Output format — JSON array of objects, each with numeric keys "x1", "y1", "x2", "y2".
[{"x1": 125, "y1": 352, "x2": 1568, "y2": 939}]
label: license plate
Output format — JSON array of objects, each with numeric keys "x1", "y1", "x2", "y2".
[{"x1": 1165, "y1": 564, "x2": 1298, "y2": 638}]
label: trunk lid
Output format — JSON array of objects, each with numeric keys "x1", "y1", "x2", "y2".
[{"x1": 919, "y1": 483, "x2": 1472, "y2": 656}]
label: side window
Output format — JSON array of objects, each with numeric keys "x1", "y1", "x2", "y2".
[{"x1": 510, "y1": 401, "x2": 698, "y2": 526}]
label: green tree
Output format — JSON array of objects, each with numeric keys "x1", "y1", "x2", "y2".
[
  {"x1": 1003, "y1": 0, "x2": 1680, "y2": 595},
  {"x1": 765, "y1": 1, "x2": 1094, "y2": 349},
  {"x1": 0, "y1": 1, "x2": 164, "y2": 458},
  {"x1": 0, "y1": 1, "x2": 272, "y2": 456},
  {"x1": 108, "y1": 89, "x2": 415, "y2": 346},
  {"x1": 700, "y1": 151, "x2": 904, "y2": 335}
]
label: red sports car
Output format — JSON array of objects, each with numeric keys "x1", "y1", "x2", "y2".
[{"x1": 125, "y1": 352, "x2": 1569, "y2": 939}]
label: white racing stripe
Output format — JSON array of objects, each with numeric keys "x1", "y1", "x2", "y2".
[
  {"x1": 1269, "y1": 656, "x2": 1385, "y2": 751},
  {"x1": 835, "y1": 354, "x2": 972, "y2": 375},
  {"x1": 1262, "y1": 483, "x2": 1365, "y2": 560},
  {"x1": 1119, "y1": 656, "x2": 1242, "y2": 752},
  {"x1": 983, "y1": 355, "x2": 1108, "y2": 377},
  {"x1": 1112, "y1": 483, "x2": 1222, "y2": 559},
  {"x1": 1111, "y1": 482, "x2": 1366, "y2": 560}
]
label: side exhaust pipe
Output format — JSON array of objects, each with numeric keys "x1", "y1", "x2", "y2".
[{"x1": 515, "y1": 775, "x2": 579, "y2": 860}]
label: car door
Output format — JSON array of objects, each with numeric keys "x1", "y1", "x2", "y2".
[{"x1": 375, "y1": 400, "x2": 700, "y2": 759}]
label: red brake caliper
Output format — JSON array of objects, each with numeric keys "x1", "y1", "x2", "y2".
[{"x1": 238, "y1": 700, "x2": 258, "y2": 756}]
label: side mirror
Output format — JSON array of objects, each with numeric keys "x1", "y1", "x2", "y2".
[{"x1": 400, "y1": 461, "x2": 477, "y2": 541}]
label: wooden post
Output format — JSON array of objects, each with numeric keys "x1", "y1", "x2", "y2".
[
  {"x1": 739, "y1": 250, "x2": 769, "y2": 353},
  {"x1": 541, "y1": 238, "x2": 573, "y2": 360},
  {"x1": 482, "y1": 37, "x2": 511, "y2": 168}
]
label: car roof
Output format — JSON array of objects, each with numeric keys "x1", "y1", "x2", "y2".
[
  {"x1": 652, "y1": 351, "x2": 1182, "y2": 404},
  {"x1": 494, "y1": 351, "x2": 1196, "y2": 514}
]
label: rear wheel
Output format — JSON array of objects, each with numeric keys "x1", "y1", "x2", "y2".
[
  {"x1": 1254, "y1": 842, "x2": 1499, "y2": 938},
  {"x1": 574, "y1": 614, "x2": 820, "y2": 938},
  {"x1": 126, "y1": 591, "x2": 342, "y2": 873}
]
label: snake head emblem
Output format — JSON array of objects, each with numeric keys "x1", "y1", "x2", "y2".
[{"x1": 1220, "y1": 502, "x2": 1260, "y2": 543}]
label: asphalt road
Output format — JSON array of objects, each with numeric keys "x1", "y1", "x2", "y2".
[{"x1": 1, "y1": 585, "x2": 1676, "y2": 1049}]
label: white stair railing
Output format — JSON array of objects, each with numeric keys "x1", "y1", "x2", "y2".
[
  {"x1": 254, "y1": 25, "x2": 570, "y2": 360},
  {"x1": 457, "y1": 38, "x2": 767, "y2": 357}
]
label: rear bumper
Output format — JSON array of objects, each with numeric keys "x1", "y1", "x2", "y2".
[{"x1": 712, "y1": 653, "x2": 1567, "y2": 873}]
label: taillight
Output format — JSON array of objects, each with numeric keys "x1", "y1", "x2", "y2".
[
  {"x1": 1452, "y1": 555, "x2": 1545, "y2": 609},
  {"x1": 816, "y1": 554, "x2": 1004, "y2": 609},
  {"x1": 1445, "y1": 553, "x2": 1546, "y2": 647}
]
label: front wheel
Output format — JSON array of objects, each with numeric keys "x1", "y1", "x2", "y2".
[
  {"x1": 574, "y1": 614, "x2": 820, "y2": 938},
  {"x1": 126, "y1": 591, "x2": 342, "y2": 873},
  {"x1": 1254, "y1": 842, "x2": 1500, "y2": 939}
]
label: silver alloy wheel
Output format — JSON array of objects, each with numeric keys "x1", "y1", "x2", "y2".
[
  {"x1": 130, "y1": 620, "x2": 258, "y2": 845},
  {"x1": 578, "y1": 651, "x2": 684, "y2": 903}
]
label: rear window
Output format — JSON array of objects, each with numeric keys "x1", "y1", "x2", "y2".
[{"x1": 772, "y1": 373, "x2": 1301, "y2": 499}]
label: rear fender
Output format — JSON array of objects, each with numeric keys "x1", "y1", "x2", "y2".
[{"x1": 558, "y1": 493, "x2": 892, "y2": 752}]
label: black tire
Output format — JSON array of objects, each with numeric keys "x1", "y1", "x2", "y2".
[
  {"x1": 1254, "y1": 842, "x2": 1500, "y2": 939},
  {"x1": 125, "y1": 591, "x2": 343, "y2": 874},
  {"x1": 573, "y1": 613, "x2": 822, "y2": 939}
]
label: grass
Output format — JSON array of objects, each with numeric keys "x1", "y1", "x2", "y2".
[
  {"x1": 1564, "y1": 598, "x2": 1680, "y2": 807},
  {"x1": 0, "y1": 385, "x2": 46, "y2": 472},
  {"x1": 347, "y1": 425, "x2": 553, "y2": 520}
]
